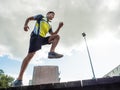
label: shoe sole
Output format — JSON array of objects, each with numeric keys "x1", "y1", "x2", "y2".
[{"x1": 48, "y1": 55, "x2": 63, "y2": 59}]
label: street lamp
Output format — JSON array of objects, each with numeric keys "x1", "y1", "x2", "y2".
[{"x1": 82, "y1": 32, "x2": 96, "y2": 79}]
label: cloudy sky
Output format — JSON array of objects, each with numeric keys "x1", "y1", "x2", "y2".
[{"x1": 1, "y1": 0, "x2": 120, "y2": 85}]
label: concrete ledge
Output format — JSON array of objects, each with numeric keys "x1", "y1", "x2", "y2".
[
  {"x1": 1, "y1": 76, "x2": 120, "y2": 90},
  {"x1": 82, "y1": 76, "x2": 120, "y2": 86}
]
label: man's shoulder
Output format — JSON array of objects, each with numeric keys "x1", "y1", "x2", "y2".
[
  {"x1": 34, "y1": 14, "x2": 44, "y2": 20},
  {"x1": 36, "y1": 14, "x2": 44, "y2": 17}
]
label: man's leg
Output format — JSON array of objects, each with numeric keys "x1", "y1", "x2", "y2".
[
  {"x1": 48, "y1": 34, "x2": 63, "y2": 58},
  {"x1": 49, "y1": 34, "x2": 60, "y2": 52},
  {"x1": 13, "y1": 52, "x2": 35, "y2": 86},
  {"x1": 17, "y1": 52, "x2": 35, "y2": 80}
]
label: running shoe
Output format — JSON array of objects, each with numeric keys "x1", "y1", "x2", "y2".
[
  {"x1": 12, "y1": 80, "x2": 23, "y2": 87},
  {"x1": 48, "y1": 52, "x2": 63, "y2": 59}
]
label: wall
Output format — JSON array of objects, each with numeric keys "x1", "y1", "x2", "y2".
[{"x1": 1, "y1": 76, "x2": 120, "y2": 90}]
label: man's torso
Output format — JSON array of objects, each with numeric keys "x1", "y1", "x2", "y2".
[{"x1": 33, "y1": 14, "x2": 52, "y2": 37}]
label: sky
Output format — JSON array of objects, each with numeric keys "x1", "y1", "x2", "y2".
[{"x1": 0, "y1": 0, "x2": 120, "y2": 85}]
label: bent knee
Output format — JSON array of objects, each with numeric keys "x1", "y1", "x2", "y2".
[
  {"x1": 55, "y1": 34, "x2": 60, "y2": 39},
  {"x1": 57, "y1": 35, "x2": 60, "y2": 39}
]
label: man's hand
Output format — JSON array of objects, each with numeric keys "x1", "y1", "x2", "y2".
[
  {"x1": 24, "y1": 25, "x2": 29, "y2": 31},
  {"x1": 59, "y1": 22, "x2": 64, "y2": 28},
  {"x1": 51, "y1": 22, "x2": 64, "y2": 35}
]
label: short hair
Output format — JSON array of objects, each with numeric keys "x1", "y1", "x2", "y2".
[{"x1": 47, "y1": 11, "x2": 55, "y2": 15}]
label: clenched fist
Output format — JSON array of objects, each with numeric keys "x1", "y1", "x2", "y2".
[{"x1": 59, "y1": 22, "x2": 64, "y2": 28}]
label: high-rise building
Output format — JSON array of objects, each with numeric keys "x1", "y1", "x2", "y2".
[
  {"x1": 32, "y1": 66, "x2": 60, "y2": 85},
  {"x1": 104, "y1": 64, "x2": 120, "y2": 77}
]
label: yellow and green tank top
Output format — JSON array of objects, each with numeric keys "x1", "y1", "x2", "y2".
[{"x1": 33, "y1": 14, "x2": 53, "y2": 37}]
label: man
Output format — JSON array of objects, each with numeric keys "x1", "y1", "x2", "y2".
[{"x1": 13, "y1": 11, "x2": 64, "y2": 86}]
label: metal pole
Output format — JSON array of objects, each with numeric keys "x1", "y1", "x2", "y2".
[{"x1": 82, "y1": 32, "x2": 96, "y2": 79}]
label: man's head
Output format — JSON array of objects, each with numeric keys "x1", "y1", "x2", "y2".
[{"x1": 46, "y1": 11, "x2": 55, "y2": 21}]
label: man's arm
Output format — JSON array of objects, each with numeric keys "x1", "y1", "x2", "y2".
[
  {"x1": 50, "y1": 22, "x2": 64, "y2": 35},
  {"x1": 24, "y1": 16, "x2": 35, "y2": 31}
]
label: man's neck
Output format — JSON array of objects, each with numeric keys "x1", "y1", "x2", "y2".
[{"x1": 46, "y1": 17, "x2": 51, "y2": 22}]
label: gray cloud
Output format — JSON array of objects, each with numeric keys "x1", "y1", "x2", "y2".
[{"x1": 0, "y1": 0, "x2": 120, "y2": 58}]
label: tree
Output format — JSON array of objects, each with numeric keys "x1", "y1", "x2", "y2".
[
  {"x1": 0, "y1": 69, "x2": 14, "y2": 88},
  {"x1": 0, "y1": 69, "x2": 4, "y2": 75}
]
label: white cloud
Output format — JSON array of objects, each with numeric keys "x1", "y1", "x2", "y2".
[
  {"x1": 100, "y1": 0, "x2": 120, "y2": 11},
  {"x1": 0, "y1": 45, "x2": 10, "y2": 56},
  {"x1": 0, "y1": 0, "x2": 120, "y2": 62}
]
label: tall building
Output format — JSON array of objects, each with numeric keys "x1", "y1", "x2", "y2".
[
  {"x1": 32, "y1": 66, "x2": 60, "y2": 85},
  {"x1": 104, "y1": 64, "x2": 120, "y2": 77}
]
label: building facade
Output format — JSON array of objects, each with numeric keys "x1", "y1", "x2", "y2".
[
  {"x1": 32, "y1": 66, "x2": 60, "y2": 85},
  {"x1": 104, "y1": 64, "x2": 120, "y2": 77}
]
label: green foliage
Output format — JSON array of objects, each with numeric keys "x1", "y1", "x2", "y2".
[
  {"x1": 0, "y1": 69, "x2": 4, "y2": 75},
  {"x1": 0, "y1": 69, "x2": 14, "y2": 88}
]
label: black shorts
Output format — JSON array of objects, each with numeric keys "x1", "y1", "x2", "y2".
[{"x1": 28, "y1": 32, "x2": 51, "y2": 53}]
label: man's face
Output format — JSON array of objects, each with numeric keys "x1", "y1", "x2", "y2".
[{"x1": 47, "y1": 13, "x2": 55, "y2": 20}]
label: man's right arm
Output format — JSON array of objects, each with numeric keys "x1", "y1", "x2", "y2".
[
  {"x1": 24, "y1": 14, "x2": 43, "y2": 31},
  {"x1": 24, "y1": 16, "x2": 35, "y2": 31}
]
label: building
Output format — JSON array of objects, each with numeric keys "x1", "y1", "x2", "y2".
[
  {"x1": 32, "y1": 66, "x2": 60, "y2": 85},
  {"x1": 29, "y1": 80, "x2": 32, "y2": 85},
  {"x1": 104, "y1": 64, "x2": 120, "y2": 77}
]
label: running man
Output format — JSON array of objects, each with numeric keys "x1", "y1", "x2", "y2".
[{"x1": 13, "y1": 11, "x2": 64, "y2": 86}]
